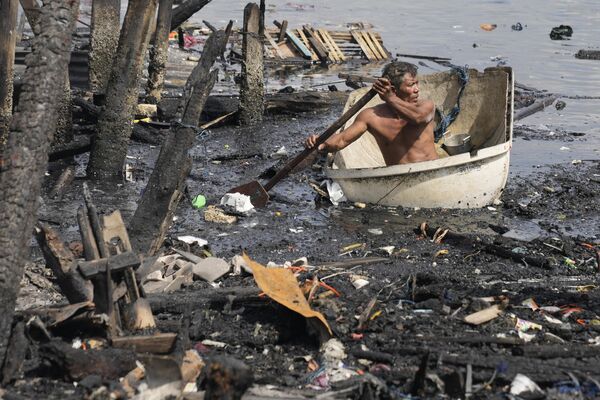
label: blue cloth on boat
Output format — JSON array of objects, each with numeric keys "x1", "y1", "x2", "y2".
[{"x1": 434, "y1": 66, "x2": 469, "y2": 142}]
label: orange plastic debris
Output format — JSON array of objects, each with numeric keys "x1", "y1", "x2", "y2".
[{"x1": 243, "y1": 254, "x2": 332, "y2": 335}]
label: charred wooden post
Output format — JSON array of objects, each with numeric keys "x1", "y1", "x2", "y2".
[
  {"x1": 86, "y1": 0, "x2": 157, "y2": 181},
  {"x1": 170, "y1": 0, "x2": 211, "y2": 31},
  {"x1": 0, "y1": 0, "x2": 78, "y2": 376},
  {"x1": 0, "y1": 0, "x2": 18, "y2": 151},
  {"x1": 175, "y1": 30, "x2": 226, "y2": 120},
  {"x1": 53, "y1": 75, "x2": 74, "y2": 148},
  {"x1": 239, "y1": 2, "x2": 264, "y2": 125},
  {"x1": 34, "y1": 224, "x2": 94, "y2": 304},
  {"x1": 145, "y1": 0, "x2": 174, "y2": 104},
  {"x1": 259, "y1": 0, "x2": 265, "y2": 39},
  {"x1": 129, "y1": 33, "x2": 222, "y2": 255},
  {"x1": 89, "y1": 0, "x2": 121, "y2": 93}
]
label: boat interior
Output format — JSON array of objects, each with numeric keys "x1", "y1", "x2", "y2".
[{"x1": 331, "y1": 67, "x2": 513, "y2": 170}]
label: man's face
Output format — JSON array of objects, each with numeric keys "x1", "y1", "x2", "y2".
[{"x1": 397, "y1": 73, "x2": 420, "y2": 103}]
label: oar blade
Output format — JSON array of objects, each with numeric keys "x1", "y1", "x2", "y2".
[{"x1": 227, "y1": 181, "x2": 270, "y2": 208}]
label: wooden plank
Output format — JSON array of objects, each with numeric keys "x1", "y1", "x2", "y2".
[
  {"x1": 296, "y1": 29, "x2": 318, "y2": 61},
  {"x1": 319, "y1": 29, "x2": 345, "y2": 61},
  {"x1": 302, "y1": 25, "x2": 330, "y2": 63},
  {"x1": 273, "y1": 22, "x2": 313, "y2": 59},
  {"x1": 360, "y1": 30, "x2": 383, "y2": 60},
  {"x1": 78, "y1": 251, "x2": 141, "y2": 279},
  {"x1": 315, "y1": 30, "x2": 338, "y2": 62},
  {"x1": 102, "y1": 210, "x2": 133, "y2": 253},
  {"x1": 112, "y1": 333, "x2": 177, "y2": 354},
  {"x1": 277, "y1": 19, "x2": 288, "y2": 43},
  {"x1": 264, "y1": 31, "x2": 285, "y2": 59},
  {"x1": 368, "y1": 30, "x2": 389, "y2": 59},
  {"x1": 350, "y1": 30, "x2": 376, "y2": 61}
]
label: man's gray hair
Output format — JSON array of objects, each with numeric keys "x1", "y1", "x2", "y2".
[{"x1": 382, "y1": 61, "x2": 418, "y2": 92}]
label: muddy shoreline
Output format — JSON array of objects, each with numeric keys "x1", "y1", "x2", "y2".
[{"x1": 4, "y1": 91, "x2": 598, "y2": 399}]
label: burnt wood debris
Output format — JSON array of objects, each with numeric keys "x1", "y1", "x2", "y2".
[{"x1": 0, "y1": 0, "x2": 599, "y2": 398}]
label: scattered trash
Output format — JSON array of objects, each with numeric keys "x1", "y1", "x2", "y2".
[
  {"x1": 204, "y1": 205, "x2": 238, "y2": 224},
  {"x1": 354, "y1": 202, "x2": 366, "y2": 208},
  {"x1": 368, "y1": 228, "x2": 383, "y2": 235},
  {"x1": 555, "y1": 100, "x2": 566, "y2": 110},
  {"x1": 270, "y1": 146, "x2": 288, "y2": 158},
  {"x1": 192, "y1": 194, "x2": 206, "y2": 209},
  {"x1": 480, "y1": 23, "x2": 497, "y2": 31},
  {"x1": 510, "y1": 374, "x2": 544, "y2": 398},
  {"x1": 550, "y1": 25, "x2": 573, "y2": 40},
  {"x1": 192, "y1": 257, "x2": 231, "y2": 282},
  {"x1": 464, "y1": 304, "x2": 504, "y2": 325},
  {"x1": 350, "y1": 274, "x2": 370, "y2": 289},
  {"x1": 220, "y1": 192, "x2": 255, "y2": 214},
  {"x1": 176, "y1": 235, "x2": 208, "y2": 247},
  {"x1": 511, "y1": 22, "x2": 523, "y2": 31},
  {"x1": 324, "y1": 180, "x2": 346, "y2": 206}
]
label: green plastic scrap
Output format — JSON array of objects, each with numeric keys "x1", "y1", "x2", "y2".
[{"x1": 192, "y1": 194, "x2": 206, "y2": 209}]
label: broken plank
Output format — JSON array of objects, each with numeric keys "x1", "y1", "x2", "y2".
[
  {"x1": 302, "y1": 25, "x2": 330, "y2": 63},
  {"x1": 464, "y1": 304, "x2": 504, "y2": 325},
  {"x1": 315, "y1": 30, "x2": 339, "y2": 62},
  {"x1": 101, "y1": 210, "x2": 133, "y2": 253},
  {"x1": 295, "y1": 28, "x2": 318, "y2": 61},
  {"x1": 360, "y1": 30, "x2": 383, "y2": 60},
  {"x1": 264, "y1": 31, "x2": 285, "y2": 59},
  {"x1": 350, "y1": 30, "x2": 376, "y2": 61},
  {"x1": 277, "y1": 19, "x2": 287, "y2": 43},
  {"x1": 319, "y1": 29, "x2": 345, "y2": 61},
  {"x1": 112, "y1": 333, "x2": 177, "y2": 354},
  {"x1": 367, "y1": 30, "x2": 389, "y2": 59},
  {"x1": 274, "y1": 20, "x2": 312, "y2": 59}
]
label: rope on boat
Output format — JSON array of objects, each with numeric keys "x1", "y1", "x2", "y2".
[{"x1": 433, "y1": 65, "x2": 470, "y2": 142}]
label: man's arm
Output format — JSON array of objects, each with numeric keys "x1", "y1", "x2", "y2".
[
  {"x1": 373, "y1": 78, "x2": 434, "y2": 124},
  {"x1": 305, "y1": 111, "x2": 369, "y2": 152}
]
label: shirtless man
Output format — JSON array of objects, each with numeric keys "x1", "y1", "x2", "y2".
[{"x1": 305, "y1": 61, "x2": 438, "y2": 165}]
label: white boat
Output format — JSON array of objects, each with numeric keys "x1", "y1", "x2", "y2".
[{"x1": 325, "y1": 67, "x2": 514, "y2": 209}]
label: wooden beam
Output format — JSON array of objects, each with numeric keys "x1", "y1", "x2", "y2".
[
  {"x1": 302, "y1": 25, "x2": 329, "y2": 63},
  {"x1": 351, "y1": 30, "x2": 375, "y2": 61},
  {"x1": 277, "y1": 19, "x2": 287, "y2": 43},
  {"x1": 111, "y1": 333, "x2": 177, "y2": 354},
  {"x1": 78, "y1": 251, "x2": 141, "y2": 279}
]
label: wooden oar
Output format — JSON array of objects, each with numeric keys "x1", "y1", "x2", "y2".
[{"x1": 227, "y1": 88, "x2": 377, "y2": 208}]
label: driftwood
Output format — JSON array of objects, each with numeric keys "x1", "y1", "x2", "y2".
[
  {"x1": 514, "y1": 95, "x2": 557, "y2": 121},
  {"x1": 39, "y1": 340, "x2": 137, "y2": 380}
]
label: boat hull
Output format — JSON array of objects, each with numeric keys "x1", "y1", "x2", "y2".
[{"x1": 327, "y1": 142, "x2": 511, "y2": 208}]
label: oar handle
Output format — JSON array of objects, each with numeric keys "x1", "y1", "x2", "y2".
[{"x1": 263, "y1": 88, "x2": 377, "y2": 192}]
